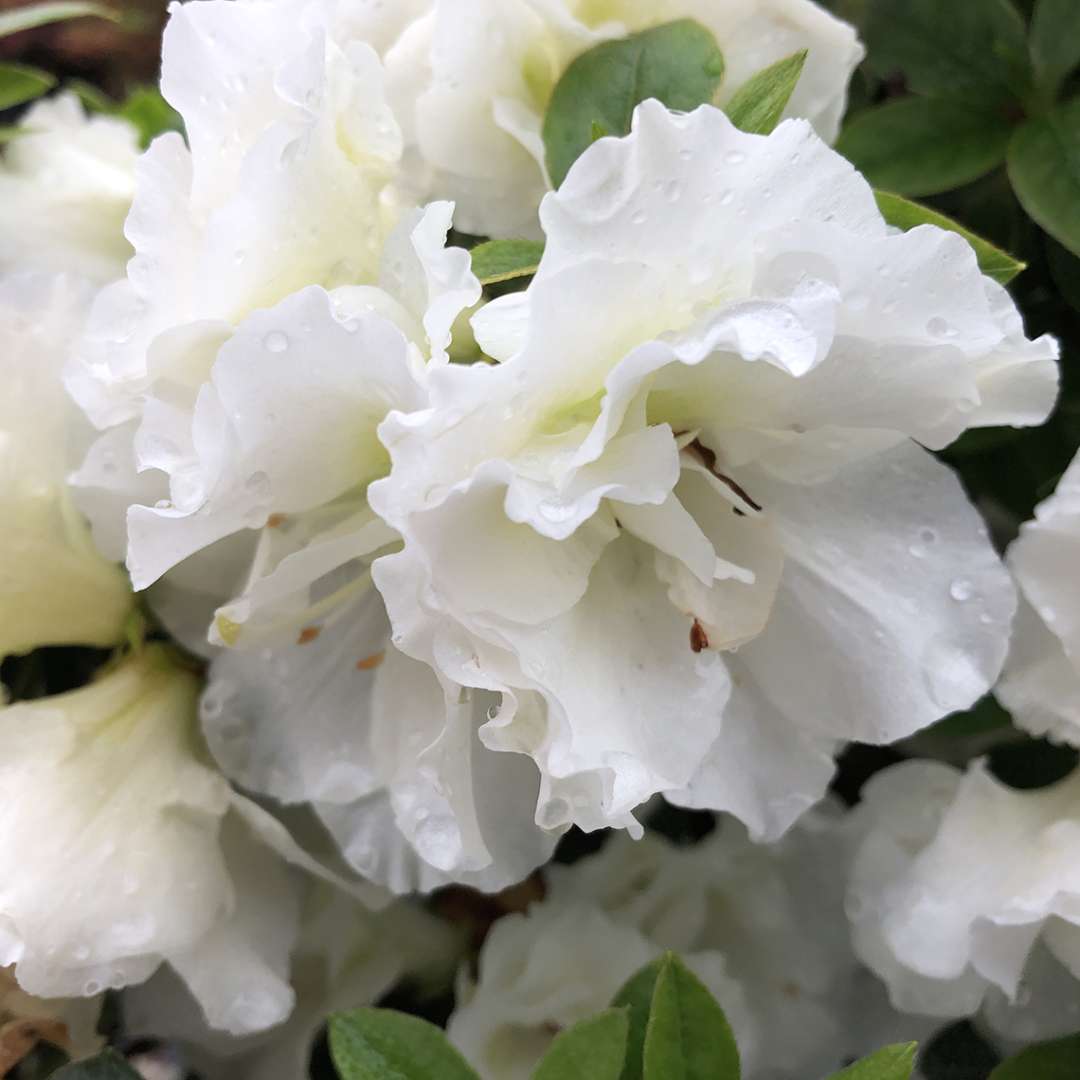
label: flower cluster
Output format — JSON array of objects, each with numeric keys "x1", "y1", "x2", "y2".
[{"x1": 0, "y1": 0, "x2": 1076, "y2": 1075}]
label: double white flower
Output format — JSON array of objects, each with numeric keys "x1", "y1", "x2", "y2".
[
  {"x1": 58, "y1": 0, "x2": 1058, "y2": 894},
  {"x1": 372, "y1": 101, "x2": 1058, "y2": 849}
]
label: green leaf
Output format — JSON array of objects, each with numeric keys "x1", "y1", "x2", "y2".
[
  {"x1": 532, "y1": 1009, "x2": 629, "y2": 1080},
  {"x1": 1047, "y1": 235, "x2": 1080, "y2": 312},
  {"x1": 828, "y1": 1042, "x2": 918, "y2": 1079},
  {"x1": 612, "y1": 956, "x2": 665, "y2": 1080},
  {"x1": 329, "y1": 1008, "x2": 481, "y2": 1080},
  {"x1": 837, "y1": 98, "x2": 1013, "y2": 196},
  {"x1": 52, "y1": 1050, "x2": 142, "y2": 1079},
  {"x1": 470, "y1": 239, "x2": 545, "y2": 285},
  {"x1": 1008, "y1": 99, "x2": 1080, "y2": 257},
  {"x1": 0, "y1": 62, "x2": 56, "y2": 110},
  {"x1": 865, "y1": 0, "x2": 1031, "y2": 105},
  {"x1": 642, "y1": 954, "x2": 740, "y2": 1080},
  {"x1": 1029, "y1": 0, "x2": 1080, "y2": 98},
  {"x1": 117, "y1": 87, "x2": 184, "y2": 149},
  {"x1": 543, "y1": 19, "x2": 724, "y2": 188},
  {"x1": 66, "y1": 77, "x2": 114, "y2": 113},
  {"x1": 724, "y1": 50, "x2": 807, "y2": 135},
  {"x1": 873, "y1": 190, "x2": 1026, "y2": 285},
  {"x1": 0, "y1": 1, "x2": 120, "y2": 38},
  {"x1": 990, "y1": 1032, "x2": 1080, "y2": 1079}
]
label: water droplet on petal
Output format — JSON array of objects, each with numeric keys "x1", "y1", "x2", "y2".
[
  {"x1": 264, "y1": 331, "x2": 289, "y2": 353},
  {"x1": 949, "y1": 578, "x2": 974, "y2": 602}
]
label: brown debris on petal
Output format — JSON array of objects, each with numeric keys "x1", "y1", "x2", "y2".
[
  {"x1": 686, "y1": 438, "x2": 763, "y2": 513},
  {"x1": 0, "y1": 1018, "x2": 71, "y2": 1075},
  {"x1": 297, "y1": 626, "x2": 321, "y2": 645},
  {"x1": 355, "y1": 651, "x2": 386, "y2": 671},
  {"x1": 267, "y1": 513, "x2": 287, "y2": 528},
  {"x1": 690, "y1": 618, "x2": 709, "y2": 653}
]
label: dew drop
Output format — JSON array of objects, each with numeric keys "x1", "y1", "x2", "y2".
[
  {"x1": 919, "y1": 527, "x2": 938, "y2": 545},
  {"x1": 264, "y1": 331, "x2": 289, "y2": 353},
  {"x1": 630, "y1": 209, "x2": 647, "y2": 225},
  {"x1": 949, "y1": 578, "x2": 974, "y2": 602},
  {"x1": 927, "y1": 316, "x2": 951, "y2": 337},
  {"x1": 723, "y1": 150, "x2": 746, "y2": 165},
  {"x1": 664, "y1": 179, "x2": 684, "y2": 202},
  {"x1": 718, "y1": 189, "x2": 735, "y2": 206}
]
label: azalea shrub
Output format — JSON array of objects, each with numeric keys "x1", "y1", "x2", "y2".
[{"x1": 1, "y1": 0, "x2": 1079, "y2": 1078}]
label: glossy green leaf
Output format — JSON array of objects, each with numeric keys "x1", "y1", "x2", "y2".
[
  {"x1": 0, "y1": 63, "x2": 56, "y2": 110},
  {"x1": 329, "y1": 1008, "x2": 481, "y2": 1080},
  {"x1": 828, "y1": 1042, "x2": 917, "y2": 1079},
  {"x1": 642, "y1": 954, "x2": 740, "y2": 1080},
  {"x1": 52, "y1": 1050, "x2": 142, "y2": 1079},
  {"x1": 865, "y1": 0, "x2": 1030, "y2": 104},
  {"x1": 532, "y1": 1009, "x2": 629, "y2": 1080},
  {"x1": 837, "y1": 98, "x2": 1012, "y2": 196},
  {"x1": 0, "y1": 1, "x2": 119, "y2": 38},
  {"x1": 117, "y1": 87, "x2": 183, "y2": 149},
  {"x1": 873, "y1": 191, "x2": 1026, "y2": 284},
  {"x1": 990, "y1": 1033, "x2": 1080, "y2": 1079},
  {"x1": 724, "y1": 50, "x2": 807, "y2": 135},
  {"x1": 612, "y1": 956, "x2": 664, "y2": 1080},
  {"x1": 1029, "y1": 0, "x2": 1080, "y2": 98},
  {"x1": 470, "y1": 239, "x2": 545, "y2": 285},
  {"x1": 1008, "y1": 99, "x2": 1080, "y2": 257},
  {"x1": 543, "y1": 19, "x2": 724, "y2": 188}
]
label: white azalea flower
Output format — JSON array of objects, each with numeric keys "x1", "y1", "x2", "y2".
[
  {"x1": 0, "y1": 645, "x2": 380, "y2": 1036},
  {"x1": 450, "y1": 806, "x2": 928, "y2": 1079},
  {"x1": 391, "y1": 0, "x2": 864, "y2": 236},
  {"x1": 124, "y1": 886, "x2": 461, "y2": 1080},
  {"x1": 847, "y1": 759, "x2": 1080, "y2": 1043},
  {"x1": 997, "y1": 450, "x2": 1080, "y2": 744},
  {"x1": 0, "y1": 94, "x2": 139, "y2": 284},
  {"x1": 371, "y1": 101, "x2": 1057, "y2": 849},
  {"x1": 64, "y1": 0, "x2": 558, "y2": 892},
  {"x1": 0, "y1": 273, "x2": 131, "y2": 662}
]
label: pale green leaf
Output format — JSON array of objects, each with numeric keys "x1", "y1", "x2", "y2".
[
  {"x1": 470, "y1": 239, "x2": 545, "y2": 285},
  {"x1": 0, "y1": 62, "x2": 56, "y2": 110},
  {"x1": 828, "y1": 1042, "x2": 917, "y2": 1079},
  {"x1": 543, "y1": 19, "x2": 724, "y2": 188},
  {"x1": 0, "y1": 1, "x2": 119, "y2": 38},
  {"x1": 612, "y1": 955, "x2": 664, "y2": 1080},
  {"x1": 66, "y1": 77, "x2": 114, "y2": 113},
  {"x1": 52, "y1": 1050, "x2": 142, "y2": 1079},
  {"x1": 865, "y1": 0, "x2": 1031, "y2": 105},
  {"x1": 837, "y1": 98, "x2": 1012, "y2": 196},
  {"x1": 642, "y1": 954, "x2": 740, "y2": 1080},
  {"x1": 1008, "y1": 99, "x2": 1080, "y2": 257},
  {"x1": 873, "y1": 190, "x2": 1026, "y2": 285},
  {"x1": 1029, "y1": 0, "x2": 1080, "y2": 98},
  {"x1": 724, "y1": 50, "x2": 807, "y2": 135},
  {"x1": 532, "y1": 1009, "x2": 629, "y2": 1080},
  {"x1": 329, "y1": 1008, "x2": 481, "y2": 1080}
]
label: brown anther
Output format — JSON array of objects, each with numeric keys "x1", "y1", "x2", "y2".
[
  {"x1": 780, "y1": 980, "x2": 802, "y2": 1000},
  {"x1": 267, "y1": 513, "x2": 287, "y2": 528},
  {"x1": 297, "y1": 626, "x2": 321, "y2": 645},
  {"x1": 690, "y1": 618, "x2": 709, "y2": 653},
  {"x1": 356, "y1": 651, "x2": 386, "y2": 671},
  {"x1": 686, "y1": 438, "x2": 763, "y2": 513}
]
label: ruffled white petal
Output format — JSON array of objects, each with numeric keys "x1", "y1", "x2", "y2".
[
  {"x1": 0, "y1": 94, "x2": 138, "y2": 284},
  {"x1": 0, "y1": 273, "x2": 131, "y2": 660},
  {"x1": 999, "y1": 451, "x2": 1080, "y2": 744}
]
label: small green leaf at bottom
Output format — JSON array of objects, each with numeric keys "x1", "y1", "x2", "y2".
[
  {"x1": 642, "y1": 953, "x2": 740, "y2": 1080},
  {"x1": 989, "y1": 1032, "x2": 1080, "y2": 1079},
  {"x1": 52, "y1": 1050, "x2": 142, "y2": 1079},
  {"x1": 873, "y1": 191, "x2": 1026, "y2": 285},
  {"x1": 828, "y1": 1042, "x2": 917, "y2": 1079},
  {"x1": 532, "y1": 1008, "x2": 629, "y2": 1080},
  {"x1": 329, "y1": 1007, "x2": 481, "y2": 1080},
  {"x1": 724, "y1": 50, "x2": 807, "y2": 135},
  {"x1": 612, "y1": 955, "x2": 665, "y2": 1080}
]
